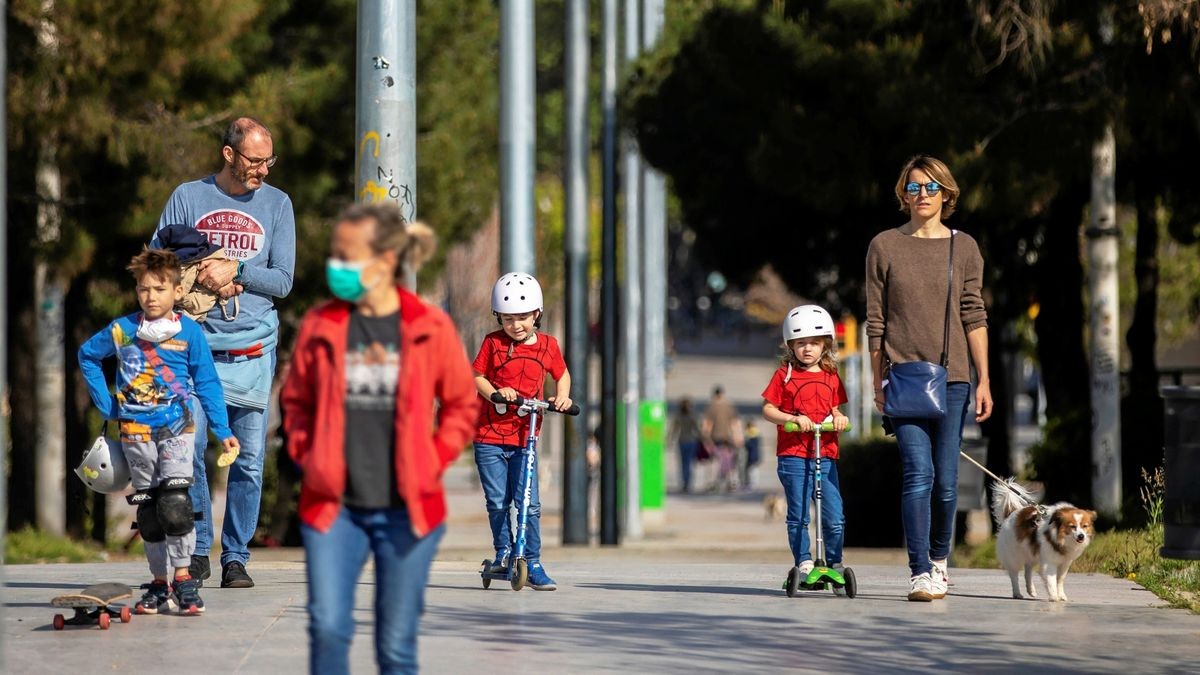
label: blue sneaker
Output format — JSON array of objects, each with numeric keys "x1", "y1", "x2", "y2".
[
  {"x1": 527, "y1": 561, "x2": 557, "y2": 591},
  {"x1": 486, "y1": 550, "x2": 510, "y2": 574},
  {"x1": 134, "y1": 580, "x2": 173, "y2": 615}
]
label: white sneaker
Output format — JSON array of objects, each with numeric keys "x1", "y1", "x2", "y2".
[
  {"x1": 798, "y1": 560, "x2": 815, "y2": 576},
  {"x1": 930, "y1": 560, "x2": 949, "y2": 599},
  {"x1": 908, "y1": 573, "x2": 934, "y2": 602}
]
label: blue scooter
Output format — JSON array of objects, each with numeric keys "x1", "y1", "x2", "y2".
[{"x1": 480, "y1": 392, "x2": 580, "y2": 591}]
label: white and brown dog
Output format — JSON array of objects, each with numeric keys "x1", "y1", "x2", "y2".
[{"x1": 991, "y1": 479, "x2": 1096, "y2": 602}]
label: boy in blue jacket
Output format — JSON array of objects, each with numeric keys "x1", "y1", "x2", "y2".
[{"x1": 78, "y1": 249, "x2": 239, "y2": 615}]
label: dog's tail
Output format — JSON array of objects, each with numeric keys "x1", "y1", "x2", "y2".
[{"x1": 990, "y1": 478, "x2": 1035, "y2": 528}]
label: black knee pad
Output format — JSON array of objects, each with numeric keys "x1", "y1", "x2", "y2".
[
  {"x1": 128, "y1": 491, "x2": 165, "y2": 543},
  {"x1": 156, "y1": 476, "x2": 196, "y2": 537}
]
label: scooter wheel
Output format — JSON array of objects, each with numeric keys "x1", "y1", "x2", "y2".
[
  {"x1": 785, "y1": 567, "x2": 800, "y2": 598},
  {"x1": 511, "y1": 559, "x2": 528, "y2": 591},
  {"x1": 53, "y1": 614, "x2": 65, "y2": 631},
  {"x1": 98, "y1": 612, "x2": 111, "y2": 630},
  {"x1": 843, "y1": 567, "x2": 857, "y2": 599},
  {"x1": 480, "y1": 559, "x2": 492, "y2": 589},
  {"x1": 120, "y1": 606, "x2": 132, "y2": 623}
]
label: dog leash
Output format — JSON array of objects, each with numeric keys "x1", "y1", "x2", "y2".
[{"x1": 958, "y1": 449, "x2": 1048, "y2": 519}]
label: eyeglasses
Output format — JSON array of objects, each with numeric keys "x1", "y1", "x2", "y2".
[
  {"x1": 231, "y1": 146, "x2": 278, "y2": 168},
  {"x1": 905, "y1": 181, "x2": 941, "y2": 196}
]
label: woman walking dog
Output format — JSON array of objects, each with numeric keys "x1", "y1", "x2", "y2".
[{"x1": 865, "y1": 154, "x2": 993, "y2": 602}]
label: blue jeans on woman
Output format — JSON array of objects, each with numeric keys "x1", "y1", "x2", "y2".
[
  {"x1": 473, "y1": 442, "x2": 542, "y2": 561},
  {"x1": 302, "y1": 506, "x2": 444, "y2": 675},
  {"x1": 893, "y1": 381, "x2": 971, "y2": 576},
  {"x1": 777, "y1": 455, "x2": 844, "y2": 566}
]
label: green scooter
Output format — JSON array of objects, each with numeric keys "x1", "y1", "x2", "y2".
[{"x1": 781, "y1": 416, "x2": 857, "y2": 599}]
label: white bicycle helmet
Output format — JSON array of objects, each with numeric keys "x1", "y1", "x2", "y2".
[
  {"x1": 491, "y1": 273, "x2": 544, "y2": 315},
  {"x1": 782, "y1": 305, "x2": 835, "y2": 342},
  {"x1": 74, "y1": 432, "x2": 131, "y2": 494}
]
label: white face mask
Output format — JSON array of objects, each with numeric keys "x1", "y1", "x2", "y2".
[{"x1": 137, "y1": 314, "x2": 182, "y2": 343}]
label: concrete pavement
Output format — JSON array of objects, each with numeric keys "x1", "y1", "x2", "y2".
[
  {"x1": 4, "y1": 558, "x2": 1198, "y2": 673},
  {"x1": 5, "y1": 463, "x2": 1200, "y2": 673}
]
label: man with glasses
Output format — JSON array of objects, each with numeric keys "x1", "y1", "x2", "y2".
[{"x1": 151, "y1": 117, "x2": 296, "y2": 589}]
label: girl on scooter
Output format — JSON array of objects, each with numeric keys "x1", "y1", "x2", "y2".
[{"x1": 760, "y1": 305, "x2": 850, "y2": 585}]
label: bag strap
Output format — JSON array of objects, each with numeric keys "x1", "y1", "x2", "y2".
[{"x1": 939, "y1": 232, "x2": 956, "y2": 368}]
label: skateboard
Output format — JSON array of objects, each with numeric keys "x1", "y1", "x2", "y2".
[{"x1": 51, "y1": 582, "x2": 133, "y2": 630}]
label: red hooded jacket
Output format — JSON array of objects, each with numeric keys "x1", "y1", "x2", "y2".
[{"x1": 281, "y1": 287, "x2": 479, "y2": 535}]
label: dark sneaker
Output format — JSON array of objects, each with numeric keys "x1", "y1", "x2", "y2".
[
  {"x1": 221, "y1": 561, "x2": 255, "y2": 588},
  {"x1": 189, "y1": 555, "x2": 212, "y2": 585},
  {"x1": 486, "y1": 549, "x2": 510, "y2": 574},
  {"x1": 527, "y1": 561, "x2": 557, "y2": 591},
  {"x1": 134, "y1": 580, "x2": 173, "y2": 615},
  {"x1": 172, "y1": 577, "x2": 206, "y2": 615}
]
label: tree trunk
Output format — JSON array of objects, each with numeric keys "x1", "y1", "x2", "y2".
[
  {"x1": 1032, "y1": 183, "x2": 1093, "y2": 505},
  {"x1": 35, "y1": 142, "x2": 67, "y2": 537},
  {"x1": 1123, "y1": 168, "x2": 1163, "y2": 514},
  {"x1": 1086, "y1": 124, "x2": 1121, "y2": 518}
]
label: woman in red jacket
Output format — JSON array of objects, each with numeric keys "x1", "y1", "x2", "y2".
[{"x1": 282, "y1": 203, "x2": 478, "y2": 675}]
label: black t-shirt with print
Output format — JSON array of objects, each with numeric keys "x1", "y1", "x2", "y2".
[{"x1": 343, "y1": 310, "x2": 404, "y2": 509}]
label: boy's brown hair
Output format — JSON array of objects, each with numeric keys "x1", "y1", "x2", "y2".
[{"x1": 127, "y1": 248, "x2": 183, "y2": 286}]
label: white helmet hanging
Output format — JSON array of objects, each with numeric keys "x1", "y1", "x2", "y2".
[
  {"x1": 74, "y1": 432, "x2": 131, "y2": 495},
  {"x1": 782, "y1": 305, "x2": 835, "y2": 342},
  {"x1": 491, "y1": 273, "x2": 544, "y2": 315}
]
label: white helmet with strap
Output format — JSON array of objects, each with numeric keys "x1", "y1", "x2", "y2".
[
  {"x1": 491, "y1": 272, "x2": 544, "y2": 315},
  {"x1": 782, "y1": 304, "x2": 835, "y2": 342},
  {"x1": 74, "y1": 428, "x2": 131, "y2": 494}
]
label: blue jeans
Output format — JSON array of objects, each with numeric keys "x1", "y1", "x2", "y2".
[
  {"x1": 777, "y1": 455, "x2": 844, "y2": 566},
  {"x1": 190, "y1": 396, "x2": 269, "y2": 566},
  {"x1": 679, "y1": 440, "x2": 699, "y2": 493},
  {"x1": 893, "y1": 381, "x2": 971, "y2": 576},
  {"x1": 473, "y1": 442, "x2": 541, "y2": 561},
  {"x1": 302, "y1": 507, "x2": 444, "y2": 675}
]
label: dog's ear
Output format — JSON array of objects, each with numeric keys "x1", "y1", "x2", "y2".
[{"x1": 1087, "y1": 510, "x2": 1098, "y2": 522}]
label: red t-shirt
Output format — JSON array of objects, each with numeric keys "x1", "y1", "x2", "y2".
[
  {"x1": 472, "y1": 330, "x2": 567, "y2": 446},
  {"x1": 761, "y1": 366, "x2": 848, "y2": 459}
]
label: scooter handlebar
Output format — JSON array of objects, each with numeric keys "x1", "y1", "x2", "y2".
[
  {"x1": 490, "y1": 392, "x2": 581, "y2": 416},
  {"x1": 783, "y1": 420, "x2": 851, "y2": 433}
]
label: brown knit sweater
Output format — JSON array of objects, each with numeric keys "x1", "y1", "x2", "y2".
[{"x1": 865, "y1": 228, "x2": 988, "y2": 384}]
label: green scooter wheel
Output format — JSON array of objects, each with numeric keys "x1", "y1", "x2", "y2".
[
  {"x1": 844, "y1": 567, "x2": 857, "y2": 599},
  {"x1": 511, "y1": 559, "x2": 528, "y2": 591}
]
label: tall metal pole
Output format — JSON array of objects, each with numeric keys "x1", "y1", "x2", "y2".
[
  {"x1": 1, "y1": 2, "x2": 10, "y2": 665},
  {"x1": 621, "y1": 0, "x2": 644, "y2": 541},
  {"x1": 639, "y1": 0, "x2": 668, "y2": 523},
  {"x1": 355, "y1": 0, "x2": 418, "y2": 287},
  {"x1": 499, "y1": 0, "x2": 537, "y2": 275},
  {"x1": 1088, "y1": 123, "x2": 1121, "y2": 518},
  {"x1": 562, "y1": 0, "x2": 590, "y2": 546},
  {"x1": 599, "y1": 0, "x2": 621, "y2": 546}
]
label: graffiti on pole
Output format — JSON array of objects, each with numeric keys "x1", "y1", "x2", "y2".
[{"x1": 357, "y1": 130, "x2": 415, "y2": 221}]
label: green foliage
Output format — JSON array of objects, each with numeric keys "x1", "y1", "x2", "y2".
[
  {"x1": 837, "y1": 435, "x2": 904, "y2": 547},
  {"x1": 4, "y1": 526, "x2": 104, "y2": 564}
]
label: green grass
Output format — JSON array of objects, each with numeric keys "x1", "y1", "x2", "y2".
[{"x1": 4, "y1": 527, "x2": 107, "y2": 564}]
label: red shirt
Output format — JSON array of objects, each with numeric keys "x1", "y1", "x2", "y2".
[
  {"x1": 761, "y1": 366, "x2": 848, "y2": 459},
  {"x1": 473, "y1": 330, "x2": 567, "y2": 446}
]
